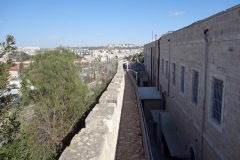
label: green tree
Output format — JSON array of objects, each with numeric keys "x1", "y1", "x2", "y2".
[
  {"x1": 128, "y1": 51, "x2": 144, "y2": 63},
  {"x1": 29, "y1": 47, "x2": 88, "y2": 158},
  {"x1": 1, "y1": 47, "x2": 89, "y2": 159},
  {"x1": 0, "y1": 35, "x2": 21, "y2": 146},
  {"x1": 8, "y1": 52, "x2": 32, "y2": 62},
  {"x1": 1, "y1": 45, "x2": 116, "y2": 159}
]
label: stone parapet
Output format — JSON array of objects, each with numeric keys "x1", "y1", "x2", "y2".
[{"x1": 60, "y1": 61, "x2": 125, "y2": 160}]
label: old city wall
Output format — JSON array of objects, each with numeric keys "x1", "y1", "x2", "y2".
[
  {"x1": 60, "y1": 61, "x2": 125, "y2": 160},
  {"x1": 145, "y1": 5, "x2": 240, "y2": 160}
]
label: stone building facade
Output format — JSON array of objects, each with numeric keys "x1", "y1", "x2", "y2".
[
  {"x1": 144, "y1": 4, "x2": 240, "y2": 160},
  {"x1": 8, "y1": 65, "x2": 20, "y2": 80}
]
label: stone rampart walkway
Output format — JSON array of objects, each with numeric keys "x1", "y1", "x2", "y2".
[{"x1": 115, "y1": 73, "x2": 145, "y2": 160}]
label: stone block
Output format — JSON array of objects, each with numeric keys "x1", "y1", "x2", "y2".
[
  {"x1": 107, "y1": 83, "x2": 121, "y2": 92},
  {"x1": 99, "y1": 91, "x2": 118, "y2": 104},
  {"x1": 85, "y1": 103, "x2": 116, "y2": 130},
  {"x1": 59, "y1": 126, "x2": 109, "y2": 160}
]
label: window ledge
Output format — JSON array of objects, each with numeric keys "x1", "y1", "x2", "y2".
[
  {"x1": 208, "y1": 117, "x2": 222, "y2": 133},
  {"x1": 180, "y1": 91, "x2": 185, "y2": 97},
  {"x1": 191, "y1": 102, "x2": 199, "y2": 110}
]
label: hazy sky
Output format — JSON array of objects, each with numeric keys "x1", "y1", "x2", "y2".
[{"x1": 0, "y1": 0, "x2": 239, "y2": 48}]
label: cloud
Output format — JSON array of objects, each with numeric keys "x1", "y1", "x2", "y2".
[
  {"x1": 170, "y1": 11, "x2": 186, "y2": 16},
  {"x1": 50, "y1": 35, "x2": 60, "y2": 39}
]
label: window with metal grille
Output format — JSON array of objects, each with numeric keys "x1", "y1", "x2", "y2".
[
  {"x1": 172, "y1": 63, "x2": 176, "y2": 86},
  {"x1": 165, "y1": 61, "x2": 168, "y2": 79},
  {"x1": 212, "y1": 78, "x2": 223, "y2": 124},
  {"x1": 162, "y1": 59, "x2": 164, "y2": 76},
  {"x1": 192, "y1": 70, "x2": 199, "y2": 105},
  {"x1": 181, "y1": 66, "x2": 185, "y2": 93}
]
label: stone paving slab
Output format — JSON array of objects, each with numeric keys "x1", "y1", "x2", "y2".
[{"x1": 115, "y1": 73, "x2": 145, "y2": 160}]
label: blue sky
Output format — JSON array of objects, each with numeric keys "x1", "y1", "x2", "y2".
[{"x1": 0, "y1": 0, "x2": 239, "y2": 48}]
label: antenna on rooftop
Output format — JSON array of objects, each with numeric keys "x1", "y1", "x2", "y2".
[{"x1": 152, "y1": 30, "x2": 153, "y2": 42}]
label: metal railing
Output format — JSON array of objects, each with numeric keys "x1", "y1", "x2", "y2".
[
  {"x1": 127, "y1": 69, "x2": 138, "y2": 82},
  {"x1": 127, "y1": 71, "x2": 153, "y2": 160}
]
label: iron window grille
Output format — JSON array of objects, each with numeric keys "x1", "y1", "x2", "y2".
[
  {"x1": 212, "y1": 78, "x2": 223, "y2": 124},
  {"x1": 192, "y1": 70, "x2": 199, "y2": 105},
  {"x1": 165, "y1": 61, "x2": 168, "y2": 79},
  {"x1": 181, "y1": 66, "x2": 185, "y2": 93},
  {"x1": 162, "y1": 59, "x2": 164, "y2": 76},
  {"x1": 172, "y1": 63, "x2": 176, "y2": 86}
]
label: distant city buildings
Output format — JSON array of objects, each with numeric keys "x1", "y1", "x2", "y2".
[
  {"x1": 6, "y1": 44, "x2": 143, "y2": 64},
  {"x1": 108, "y1": 44, "x2": 139, "y2": 48},
  {"x1": 68, "y1": 44, "x2": 143, "y2": 63},
  {"x1": 17, "y1": 46, "x2": 40, "y2": 55}
]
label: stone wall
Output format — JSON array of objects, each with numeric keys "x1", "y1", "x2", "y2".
[
  {"x1": 144, "y1": 41, "x2": 158, "y2": 87},
  {"x1": 60, "y1": 61, "x2": 125, "y2": 160},
  {"x1": 144, "y1": 4, "x2": 240, "y2": 160}
]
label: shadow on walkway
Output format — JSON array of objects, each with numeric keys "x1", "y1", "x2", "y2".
[{"x1": 115, "y1": 73, "x2": 145, "y2": 160}]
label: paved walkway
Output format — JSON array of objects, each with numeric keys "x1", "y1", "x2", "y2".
[{"x1": 115, "y1": 73, "x2": 145, "y2": 160}]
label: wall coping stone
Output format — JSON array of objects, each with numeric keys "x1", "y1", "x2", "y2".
[{"x1": 60, "y1": 61, "x2": 125, "y2": 160}]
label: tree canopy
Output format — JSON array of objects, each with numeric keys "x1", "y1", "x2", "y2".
[
  {"x1": 0, "y1": 35, "x2": 21, "y2": 146},
  {"x1": 1, "y1": 47, "x2": 90, "y2": 159},
  {"x1": 128, "y1": 51, "x2": 144, "y2": 63},
  {"x1": 0, "y1": 42, "x2": 116, "y2": 159},
  {"x1": 8, "y1": 52, "x2": 32, "y2": 62}
]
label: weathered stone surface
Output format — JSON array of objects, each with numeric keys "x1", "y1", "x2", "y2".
[
  {"x1": 107, "y1": 83, "x2": 121, "y2": 92},
  {"x1": 59, "y1": 127, "x2": 108, "y2": 160},
  {"x1": 85, "y1": 103, "x2": 116, "y2": 129},
  {"x1": 99, "y1": 91, "x2": 118, "y2": 104}
]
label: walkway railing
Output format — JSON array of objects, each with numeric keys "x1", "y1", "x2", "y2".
[{"x1": 127, "y1": 71, "x2": 153, "y2": 160}]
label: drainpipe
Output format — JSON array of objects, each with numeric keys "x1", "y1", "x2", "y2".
[
  {"x1": 151, "y1": 48, "x2": 153, "y2": 86},
  {"x1": 157, "y1": 38, "x2": 161, "y2": 90},
  {"x1": 167, "y1": 39, "x2": 170, "y2": 96},
  {"x1": 200, "y1": 29, "x2": 208, "y2": 160}
]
